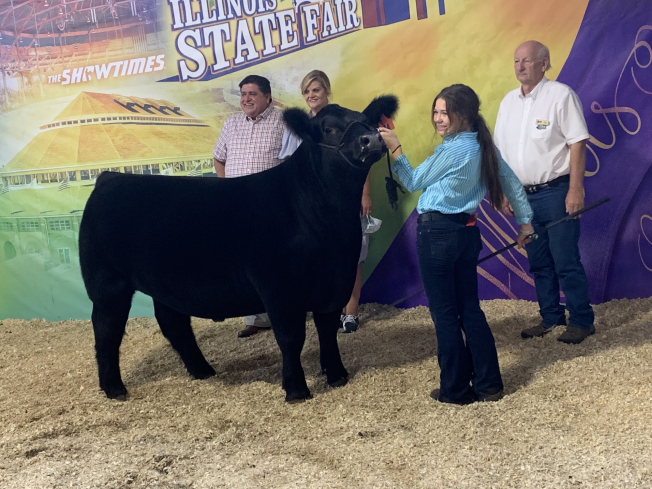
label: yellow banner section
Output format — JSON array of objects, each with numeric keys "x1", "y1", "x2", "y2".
[{"x1": 0, "y1": 0, "x2": 588, "y2": 319}]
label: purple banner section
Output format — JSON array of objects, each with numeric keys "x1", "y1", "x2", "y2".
[
  {"x1": 360, "y1": 0, "x2": 418, "y2": 28},
  {"x1": 359, "y1": 210, "x2": 426, "y2": 308},
  {"x1": 604, "y1": 167, "x2": 652, "y2": 299},
  {"x1": 559, "y1": 2, "x2": 652, "y2": 302},
  {"x1": 361, "y1": 0, "x2": 652, "y2": 307}
]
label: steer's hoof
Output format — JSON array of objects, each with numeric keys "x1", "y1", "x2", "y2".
[
  {"x1": 285, "y1": 390, "x2": 313, "y2": 404},
  {"x1": 328, "y1": 376, "x2": 348, "y2": 388},
  {"x1": 326, "y1": 367, "x2": 349, "y2": 388},
  {"x1": 189, "y1": 364, "x2": 216, "y2": 380},
  {"x1": 104, "y1": 385, "x2": 128, "y2": 401}
]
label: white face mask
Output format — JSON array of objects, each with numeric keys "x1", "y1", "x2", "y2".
[{"x1": 361, "y1": 215, "x2": 382, "y2": 234}]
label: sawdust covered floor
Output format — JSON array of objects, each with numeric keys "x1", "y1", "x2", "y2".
[{"x1": 1, "y1": 298, "x2": 651, "y2": 489}]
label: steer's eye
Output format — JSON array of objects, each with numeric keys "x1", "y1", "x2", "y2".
[{"x1": 324, "y1": 127, "x2": 333, "y2": 134}]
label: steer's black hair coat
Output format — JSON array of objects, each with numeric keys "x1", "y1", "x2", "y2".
[
  {"x1": 283, "y1": 107, "x2": 312, "y2": 141},
  {"x1": 79, "y1": 96, "x2": 397, "y2": 403},
  {"x1": 284, "y1": 95, "x2": 399, "y2": 142}
]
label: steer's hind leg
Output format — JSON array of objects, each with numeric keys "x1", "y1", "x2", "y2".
[
  {"x1": 267, "y1": 309, "x2": 311, "y2": 403},
  {"x1": 92, "y1": 297, "x2": 132, "y2": 400},
  {"x1": 313, "y1": 310, "x2": 349, "y2": 388},
  {"x1": 153, "y1": 301, "x2": 216, "y2": 380}
]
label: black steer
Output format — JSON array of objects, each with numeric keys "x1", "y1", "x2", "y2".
[{"x1": 79, "y1": 96, "x2": 398, "y2": 402}]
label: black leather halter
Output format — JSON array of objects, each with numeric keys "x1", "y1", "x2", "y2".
[{"x1": 317, "y1": 120, "x2": 383, "y2": 169}]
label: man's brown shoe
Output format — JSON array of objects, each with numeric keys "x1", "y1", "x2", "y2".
[
  {"x1": 237, "y1": 325, "x2": 270, "y2": 338},
  {"x1": 521, "y1": 323, "x2": 557, "y2": 339},
  {"x1": 557, "y1": 325, "x2": 595, "y2": 344},
  {"x1": 430, "y1": 389, "x2": 477, "y2": 406},
  {"x1": 479, "y1": 390, "x2": 504, "y2": 402}
]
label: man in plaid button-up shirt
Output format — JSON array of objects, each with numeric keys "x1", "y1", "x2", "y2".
[
  {"x1": 213, "y1": 75, "x2": 285, "y2": 178},
  {"x1": 212, "y1": 75, "x2": 286, "y2": 337}
]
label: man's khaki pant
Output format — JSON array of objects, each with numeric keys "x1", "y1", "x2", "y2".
[{"x1": 244, "y1": 313, "x2": 271, "y2": 327}]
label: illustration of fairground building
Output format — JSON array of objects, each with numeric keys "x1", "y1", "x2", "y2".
[{"x1": 0, "y1": 91, "x2": 220, "y2": 265}]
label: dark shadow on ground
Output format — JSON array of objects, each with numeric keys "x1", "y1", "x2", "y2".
[
  {"x1": 124, "y1": 299, "x2": 652, "y2": 399},
  {"x1": 124, "y1": 307, "x2": 437, "y2": 395}
]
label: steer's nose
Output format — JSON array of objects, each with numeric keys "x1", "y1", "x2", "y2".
[{"x1": 359, "y1": 131, "x2": 385, "y2": 152}]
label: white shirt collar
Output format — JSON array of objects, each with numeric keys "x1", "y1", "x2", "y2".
[{"x1": 519, "y1": 76, "x2": 548, "y2": 100}]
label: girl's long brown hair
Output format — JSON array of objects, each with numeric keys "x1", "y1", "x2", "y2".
[{"x1": 431, "y1": 84, "x2": 505, "y2": 210}]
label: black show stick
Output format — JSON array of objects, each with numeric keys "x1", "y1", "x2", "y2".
[{"x1": 477, "y1": 196, "x2": 610, "y2": 264}]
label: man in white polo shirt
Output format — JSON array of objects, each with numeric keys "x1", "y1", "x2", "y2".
[
  {"x1": 494, "y1": 40, "x2": 595, "y2": 345},
  {"x1": 213, "y1": 74, "x2": 285, "y2": 338}
]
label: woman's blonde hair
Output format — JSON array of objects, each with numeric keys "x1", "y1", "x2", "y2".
[{"x1": 300, "y1": 70, "x2": 332, "y2": 97}]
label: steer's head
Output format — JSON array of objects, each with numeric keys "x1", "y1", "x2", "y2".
[{"x1": 283, "y1": 95, "x2": 399, "y2": 172}]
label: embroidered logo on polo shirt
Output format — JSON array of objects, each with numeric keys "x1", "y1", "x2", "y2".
[{"x1": 535, "y1": 119, "x2": 550, "y2": 130}]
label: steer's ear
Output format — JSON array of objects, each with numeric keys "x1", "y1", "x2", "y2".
[
  {"x1": 362, "y1": 95, "x2": 399, "y2": 127},
  {"x1": 283, "y1": 108, "x2": 312, "y2": 142}
]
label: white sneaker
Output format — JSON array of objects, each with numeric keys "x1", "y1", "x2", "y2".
[{"x1": 341, "y1": 315, "x2": 359, "y2": 333}]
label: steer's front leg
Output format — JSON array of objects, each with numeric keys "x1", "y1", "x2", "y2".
[
  {"x1": 268, "y1": 309, "x2": 312, "y2": 403},
  {"x1": 313, "y1": 310, "x2": 348, "y2": 387}
]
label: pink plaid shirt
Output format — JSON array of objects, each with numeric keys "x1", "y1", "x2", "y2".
[{"x1": 213, "y1": 104, "x2": 286, "y2": 178}]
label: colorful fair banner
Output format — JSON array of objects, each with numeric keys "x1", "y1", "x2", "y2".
[{"x1": 0, "y1": 0, "x2": 650, "y2": 320}]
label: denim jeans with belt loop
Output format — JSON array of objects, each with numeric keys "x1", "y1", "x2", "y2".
[
  {"x1": 417, "y1": 215, "x2": 503, "y2": 403},
  {"x1": 524, "y1": 180, "x2": 594, "y2": 330}
]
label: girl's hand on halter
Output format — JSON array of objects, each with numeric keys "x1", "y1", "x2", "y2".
[{"x1": 378, "y1": 128, "x2": 402, "y2": 156}]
